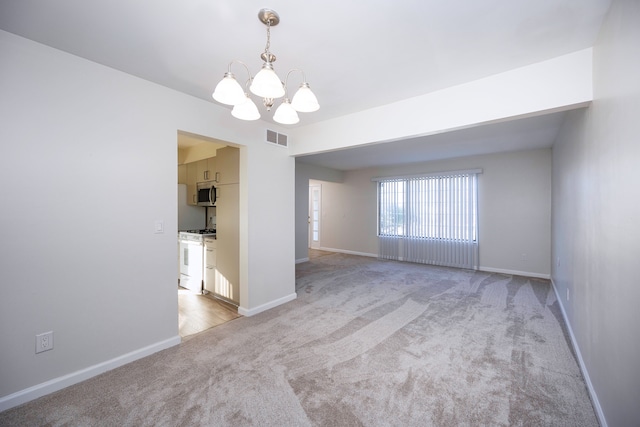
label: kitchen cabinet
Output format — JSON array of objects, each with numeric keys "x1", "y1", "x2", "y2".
[
  {"x1": 197, "y1": 157, "x2": 218, "y2": 182},
  {"x1": 203, "y1": 237, "x2": 217, "y2": 294},
  {"x1": 186, "y1": 157, "x2": 218, "y2": 205},
  {"x1": 215, "y1": 183, "x2": 239, "y2": 304},
  {"x1": 215, "y1": 147, "x2": 239, "y2": 185},
  {"x1": 186, "y1": 162, "x2": 198, "y2": 205}
]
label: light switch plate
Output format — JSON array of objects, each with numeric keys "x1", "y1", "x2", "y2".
[{"x1": 154, "y1": 220, "x2": 164, "y2": 234}]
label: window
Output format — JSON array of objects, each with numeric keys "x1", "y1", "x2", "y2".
[
  {"x1": 378, "y1": 174, "x2": 477, "y2": 240},
  {"x1": 375, "y1": 170, "x2": 480, "y2": 269}
]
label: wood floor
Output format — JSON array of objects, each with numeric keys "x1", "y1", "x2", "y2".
[{"x1": 178, "y1": 288, "x2": 241, "y2": 338}]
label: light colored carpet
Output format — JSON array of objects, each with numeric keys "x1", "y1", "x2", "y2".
[{"x1": 0, "y1": 252, "x2": 598, "y2": 426}]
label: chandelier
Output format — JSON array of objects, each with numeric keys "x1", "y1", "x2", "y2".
[{"x1": 212, "y1": 8, "x2": 319, "y2": 125}]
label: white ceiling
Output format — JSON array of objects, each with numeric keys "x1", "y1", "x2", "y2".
[{"x1": 0, "y1": 0, "x2": 611, "y2": 169}]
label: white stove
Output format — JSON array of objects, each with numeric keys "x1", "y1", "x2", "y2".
[
  {"x1": 180, "y1": 228, "x2": 217, "y2": 235},
  {"x1": 179, "y1": 229, "x2": 216, "y2": 293}
]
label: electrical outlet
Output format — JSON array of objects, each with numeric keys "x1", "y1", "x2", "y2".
[{"x1": 36, "y1": 331, "x2": 54, "y2": 354}]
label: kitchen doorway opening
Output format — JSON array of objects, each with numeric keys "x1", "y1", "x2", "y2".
[{"x1": 177, "y1": 131, "x2": 242, "y2": 338}]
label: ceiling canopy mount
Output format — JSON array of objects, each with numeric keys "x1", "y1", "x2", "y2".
[{"x1": 257, "y1": 8, "x2": 280, "y2": 27}]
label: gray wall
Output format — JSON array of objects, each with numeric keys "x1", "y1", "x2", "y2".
[
  {"x1": 551, "y1": 1, "x2": 640, "y2": 425},
  {"x1": 298, "y1": 148, "x2": 552, "y2": 278},
  {"x1": 0, "y1": 30, "x2": 296, "y2": 408}
]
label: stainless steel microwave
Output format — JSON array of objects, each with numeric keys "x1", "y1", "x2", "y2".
[{"x1": 196, "y1": 181, "x2": 217, "y2": 207}]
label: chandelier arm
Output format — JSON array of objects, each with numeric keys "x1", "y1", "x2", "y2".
[
  {"x1": 283, "y1": 68, "x2": 307, "y2": 97},
  {"x1": 227, "y1": 60, "x2": 253, "y2": 83}
]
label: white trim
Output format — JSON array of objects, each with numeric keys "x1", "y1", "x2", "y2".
[
  {"x1": 319, "y1": 247, "x2": 377, "y2": 258},
  {"x1": 0, "y1": 335, "x2": 181, "y2": 412},
  {"x1": 237, "y1": 293, "x2": 297, "y2": 317},
  {"x1": 550, "y1": 278, "x2": 608, "y2": 427},
  {"x1": 295, "y1": 257, "x2": 310, "y2": 264},
  {"x1": 371, "y1": 168, "x2": 483, "y2": 182},
  {"x1": 479, "y1": 266, "x2": 550, "y2": 280}
]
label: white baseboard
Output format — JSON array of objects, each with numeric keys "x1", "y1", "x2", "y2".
[
  {"x1": 479, "y1": 266, "x2": 550, "y2": 280},
  {"x1": 550, "y1": 278, "x2": 607, "y2": 427},
  {"x1": 237, "y1": 292, "x2": 297, "y2": 317},
  {"x1": 307, "y1": 252, "x2": 549, "y2": 280},
  {"x1": 295, "y1": 257, "x2": 310, "y2": 264},
  {"x1": 0, "y1": 335, "x2": 181, "y2": 413},
  {"x1": 318, "y1": 247, "x2": 377, "y2": 258}
]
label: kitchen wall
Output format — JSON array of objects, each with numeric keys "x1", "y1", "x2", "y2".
[
  {"x1": 297, "y1": 148, "x2": 552, "y2": 278},
  {"x1": 0, "y1": 30, "x2": 295, "y2": 409},
  {"x1": 177, "y1": 139, "x2": 222, "y2": 165},
  {"x1": 551, "y1": 1, "x2": 640, "y2": 425}
]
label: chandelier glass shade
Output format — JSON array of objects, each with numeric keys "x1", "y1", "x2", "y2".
[
  {"x1": 291, "y1": 82, "x2": 320, "y2": 112},
  {"x1": 231, "y1": 95, "x2": 261, "y2": 121},
  {"x1": 273, "y1": 98, "x2": 299, "y2": 125},
  {"x1": 211, "y1": 9, "x2": 319, "y2": 124},
  {"x1": 212, "y1": 72, "x2": 246, "y2": 106},
  {"x1": 250, "y1": 64, "x2": 285, "y2": 99}
]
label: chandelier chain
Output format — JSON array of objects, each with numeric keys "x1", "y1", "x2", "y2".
[{"x1": 264, "y1": 21, "x2": 271, "y2": 60}]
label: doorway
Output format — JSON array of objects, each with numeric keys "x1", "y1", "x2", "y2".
[
  {"x1": 309, "y1": 184, "x2": 321, "y2": 250},
  {"x1": 177, "y1": 131, "x2": 242, "y2": 338}
]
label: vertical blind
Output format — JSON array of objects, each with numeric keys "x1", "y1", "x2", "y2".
[{"x1": 375, "y1": 170, "x2": 480, "y2": 270}]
